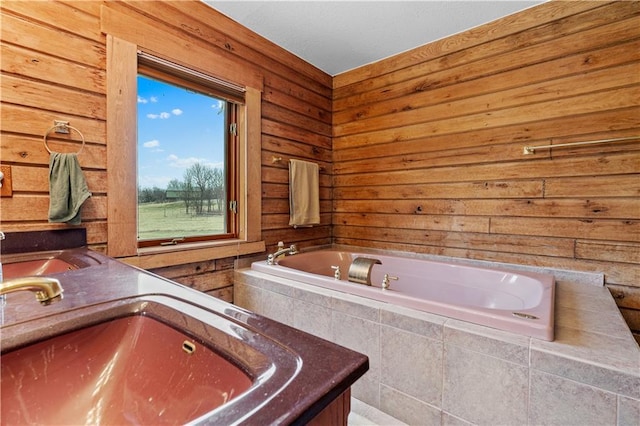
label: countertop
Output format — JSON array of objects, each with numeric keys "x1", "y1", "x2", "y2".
[{"x1": 1, "y1": 248, "x2": 369, "y2": 425}]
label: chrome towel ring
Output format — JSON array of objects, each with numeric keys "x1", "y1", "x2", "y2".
[{"x1": 43, "y1": 120, "x2": 85, "y2": 155}]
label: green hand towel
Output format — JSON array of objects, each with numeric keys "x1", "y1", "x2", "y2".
[{"x1": 48, "y1": 153, "x2": 92, "y2": 225}]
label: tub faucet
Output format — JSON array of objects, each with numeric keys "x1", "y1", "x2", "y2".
[
  {"x1": 267, "y1": 244, "x2": 298, "y2": 265},
  {"x1": 348, "y1": 257, "x2": 382, "y2": 286},
  {"x1": 0, "y1": 276, "x2": 64, "y2": 305}
]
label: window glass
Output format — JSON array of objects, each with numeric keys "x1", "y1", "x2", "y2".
[{"x1": 136, "y1": 74, "x2": 235, "y2": 245}]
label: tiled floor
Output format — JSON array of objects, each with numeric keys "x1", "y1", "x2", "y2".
[{"x1": 348, "y1": 398, "x2": 407, "y2": 425}]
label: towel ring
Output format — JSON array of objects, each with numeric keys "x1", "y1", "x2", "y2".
[{"x1": 43, "y1": 121, "x2": 85, "y2": 155}]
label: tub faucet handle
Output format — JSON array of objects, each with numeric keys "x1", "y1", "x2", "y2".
[
  {"x1": 382, "y1": 274, "x2": 398, "y2": 290},
  {"x1": 330, "y1": 265, "x2": 341, "y2": 280}
]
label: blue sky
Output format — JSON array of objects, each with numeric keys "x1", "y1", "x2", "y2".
[{"x1": 137, "y1": 75, "x2": 226, "y2": 189}]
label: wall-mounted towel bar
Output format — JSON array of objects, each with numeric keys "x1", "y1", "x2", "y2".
[
  {"x1": 523, "y1": 136, "x2": 638, "y2": 155},
  {"x1": 272, "y1": 156, "x2": 325, "y2": 171},
  {"x1": 44, "y1": 120, "x2": 86, "y2": 155}
]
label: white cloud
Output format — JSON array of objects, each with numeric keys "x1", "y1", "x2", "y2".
[
  {"x1": 137, "y1": 96, "x2": 148, "y2": 104},
  {"x1": 150, "y1": 96, "x2": 158, "y2": 103},
  {"x1": 212, "y1": 100, "x2": 225, "y2": 114},
  {"x1": 166, "y1": 154, "x2": 222, "y2": 169},
  {"x1": 172, "y1": 108, "x2": 183, "y2": 116},
  {"x1": 143, "y1": 139, "x2": 160, "y2": 148},
  {"x1": 146, "y1": 112, "x2": 172, "y2": 119},
  {"x1": 138, "y1": 174, "x2": 172, "y2": 189}
]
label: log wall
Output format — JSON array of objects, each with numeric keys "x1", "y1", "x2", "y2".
[
  {"x1": 333, "y1": 1, "x2": 640, "y2": 334},
  {"x1": 1, "y1": 1, "x2": 639, "y2": 333},
  {"x1": 0, "y1": 0, "x2": 332, "y2": 301}
]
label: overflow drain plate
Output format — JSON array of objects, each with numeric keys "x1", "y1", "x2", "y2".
[{"x1": 512, "y1": 312, "x2": 539, "y2": 320}]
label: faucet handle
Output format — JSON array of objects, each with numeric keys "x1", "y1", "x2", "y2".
[
  {"x1": 382, "y1": 274, "x2": 398, "y2": 290},
  {"x1": 330, "y1": 265, "x2": 341, "y2": 280}
]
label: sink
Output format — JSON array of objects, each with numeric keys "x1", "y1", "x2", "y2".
[
  {"x1": 3, "y1": 257, "x2": 76, "y2": 278},
  {"x1": 2, "y1": 315, "x2": 253, "y2": 424},
  {"x1": 0, "y1": 295, "x2": 294, "y2": 425},
  {"x1": 0, "y1": 249, "x2": 369, "y2": 424},
  {"x1": 1, "y1": 249, "x2": 102, "y2": 280}
]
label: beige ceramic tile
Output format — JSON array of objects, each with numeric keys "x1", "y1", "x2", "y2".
[
  {"x1": 331, "y1": 310, "x2": 381, "y2": 377},
  {"x1": 260, "y1": 289, "x2": 294, "y2": 326},
  {"x1": 331, "y1": 295, "x2": 381, "y2": 322},
  {"x1": 529, "y1": 369, "x2": 617, "y2": 425},
  {"x1": 379, "y1": 306, "x2": 444, "y2": 340},
  {"x1": 380, "y1": 324, "x2": 442, "y2": 406},
  {"x1": 555, "y1": 281, "x2": 617, "y2": 313},
  {"x1": 350, "y1": 397, "x2": 408, "y2": 426},
  {"x1": 617, "y1": 395, "x2": 640, "y2": 426},
  {"x1": 444, "y1": 318, "x2": 530, "y2": 365},
  {"x1": 556, "y1": 305, "x2": 634, "y2": 338},
  {"x1": 292, "y1": 284, "x2": 333, "y2": 308},
  {"x1": 442, "y1": 344, "x2": 528, "y2": 425},
  {"x1": 380, "y1": 384, "x2": 441, "y2": 426},
  {"x1": 351, "y1": 373, "x2": 381, "y2": 409},
  {"x1": 293, "y1": 298, "x2": 333, "y2": 341},
  {"x1": 441, "y1": 412, "x2": 474, "y2": 426},
  {"x1": 531, "y1": 327, "x2": 640, "y2": 399},
  {"x1": 259, "y1": 276, "x2": 296, "y2": 297},
  {"x1": 233, "y1": 281, "x2": 262, "y2": 314}
]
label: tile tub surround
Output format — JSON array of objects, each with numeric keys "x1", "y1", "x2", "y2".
[{"x1": 235, "y1": 259, "x2": 640, "y2": 426}]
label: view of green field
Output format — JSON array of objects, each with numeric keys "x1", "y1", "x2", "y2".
[{"x1": 137, "y1": 201, "x2": 225, "y2": 240}]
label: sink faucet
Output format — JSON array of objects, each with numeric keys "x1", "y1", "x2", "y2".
[
  {"x1": 0, "y1": 277, "x2": 64, "y2": 305},
  {"x1": 267, "y1": 244, "x2": 298, "y2": 265}
]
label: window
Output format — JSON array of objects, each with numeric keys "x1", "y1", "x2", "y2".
[
  {"x1": 107, "y1": 36, "x2": 263, "y2": 260},
  {"x1": 136, "y1": 53, "x2": 243, "y2": 247}
]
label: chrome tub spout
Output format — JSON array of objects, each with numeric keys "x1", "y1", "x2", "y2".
[
  {"x1": 0, "y1": 277, "x2": 64, "y2": 305},
  {"x1": 267, "y1": 244, "x2": 298, "y2": 265}
]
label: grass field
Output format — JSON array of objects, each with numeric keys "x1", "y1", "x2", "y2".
[{"x1": 138, "y1": 201, "x2": 225, "y2": 240}]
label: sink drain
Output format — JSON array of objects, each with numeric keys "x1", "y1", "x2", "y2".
[{"x1": 182, "y1": 340, "x2": 196, "y2": 355}]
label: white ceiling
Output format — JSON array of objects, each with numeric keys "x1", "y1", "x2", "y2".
[{"x1": 205, "y1": 1, "x2": 544, "y2": 76}]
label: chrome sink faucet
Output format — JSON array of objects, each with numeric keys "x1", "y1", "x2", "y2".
[
  {"x1": 0, "y1": 277, "x2": 64, "y2": 305},
  {"x1": 267, "y1": 243, "x2": 298, "y2": 265}
]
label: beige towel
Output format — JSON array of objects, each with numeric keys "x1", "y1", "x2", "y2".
[{"x1": 289, "y1": 159, "x2": 320, "y2": 227}]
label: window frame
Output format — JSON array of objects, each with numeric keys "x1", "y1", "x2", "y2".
[
  {"x1": 135, "y1": 68, "x2": 239, "y2": 247},
  {"x1": 106, "y1": 35, "x2": 263, "y2": 263}
]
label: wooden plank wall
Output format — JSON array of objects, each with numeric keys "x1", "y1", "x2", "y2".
[
  {"x1": 0, "y1": 0, "x2": 332, "y2": 301},
  {"x1": 333, "y1": 2, "x2": 640, "y2": 332}
]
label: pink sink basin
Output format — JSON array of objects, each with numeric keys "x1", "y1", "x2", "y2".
[
  {"x1": 2, "y1": 257, "x2": 76, "y2": 279},
  {"x1": 1, "y1": 248, "x2": 103, "y2": 280},
  {"x1": 1, "y1": 314, "x2": 253, "y2": 424}
]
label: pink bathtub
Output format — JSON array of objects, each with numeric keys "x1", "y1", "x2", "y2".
[{"x1": 251, "y1": 250, "x2": 555, "y2": 341}]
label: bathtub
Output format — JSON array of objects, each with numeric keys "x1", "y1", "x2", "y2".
[{"x1": 251, "y1": 249, "x2": 555, "y2": 341}]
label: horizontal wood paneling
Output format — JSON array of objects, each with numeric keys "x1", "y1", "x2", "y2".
[
  {"x1": 0, "y1": 1, "x2": 332, "y2": 296},
  {"x1": 2, "y1": 0, "x2": 638, "y2": 323},
  {"x1": 333, "y1": 1, "x2": 640, "y2": 295}
]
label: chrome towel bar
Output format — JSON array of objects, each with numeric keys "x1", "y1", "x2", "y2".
[{"x1": 523, "y1": 136, "x2": 638, "y2": 155}]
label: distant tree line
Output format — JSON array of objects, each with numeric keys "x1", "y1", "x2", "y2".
[{"x1": 138, "y1": 162, "x2": 226, "y2": 215}]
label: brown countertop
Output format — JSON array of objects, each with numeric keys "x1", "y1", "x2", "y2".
[{"x1": 1, "y1": 248, "x2": 369, "y2": 425}]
